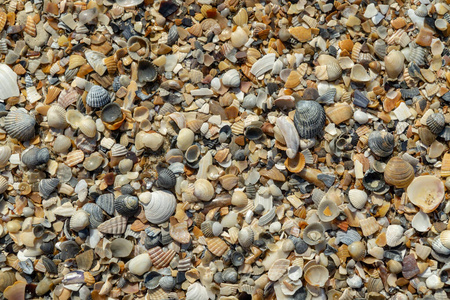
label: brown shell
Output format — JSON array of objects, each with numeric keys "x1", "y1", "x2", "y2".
[
  {"x1": 187, "y1": 23, "x2": 202, "y2": 37},
  {"x1": 441, "y1": 152, "x2": 450, "y2": 177},
  {"x1": 97, "y1": 216, "x2": 127, "y2": 234},
  {"x1": 65, "y1": 150, "x2": 84, "y2": 167},
  {"x1": 206, "y1": 237, "x2": 229, "y2": 256},
  {"x1": 285, "y1": 152, "x2": 306, "y2": 173},
  {"x1": 384, "y1": 157, "x2": 415, "y2": 188},
  {"x1": 148, "y1": 246, "x2": 176, "y2": 268},
  {"x1": 45, "y1": 86, "x2": 62, "y2": 104},
  {"x1": 24, "y1": 15, "x2": 36, "y2": 37},
  {"x1": 104, "y1": 55, "x2": 117, "y2": 75},
  {"x1": 0, "y1": 12, "x2": 6, "y2": 32}
]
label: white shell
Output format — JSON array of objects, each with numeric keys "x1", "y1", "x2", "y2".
[
  {"x1": 85, "y1": 50, "x2": 107, "y2": 75},
  {"x1": 268, "y1": 259, "x2": 290, "y2": 281},
  {"x1": 250, "y1": 53, "x2": 276, "y2": 77},
  {"x1": 407, "y1": 175, "x2": 445, "y2": 213},
  {"x1": 385, "y1": 225, "x2": 404, "y2": 247},
  {"x1": 69, "y1": 210, "x2": 90, "y2": 231},
  {"x1": 411, "y1": 210, "x2": 431, "y2": 232},
  {"x1": 0, "y1": 64, "x2": 19, "y2": 100},
  {"x1": 222, "y1": 69, "x2": 240, "y2": 87},
  {"x1": 0, "y1": 146, "x2": 11, "y2": 167},
  {"x1": 193, "y1": 179, "x2": 215, "y2": 201},
  {"x1": 276, "y1": 116, "x2": 299, "y2": 159},
  {"x1": 348, "y1": 189, "x2": 368, "y2": 209},
  {"x1": 186, "y1": 282, "x2": 208, "y2": 300},
  {"x1": 144, "y1": 190, "x2": 176, "y2": 224},
  {"x1": 440, "y1": 230, "x2": 450, "y2": 249},
  {"x1": 47, "y1": 105, "x2": 67, "y2": 129},
  {"x1": 79, "y1": 117, "x2": 97, "y2": 138}
]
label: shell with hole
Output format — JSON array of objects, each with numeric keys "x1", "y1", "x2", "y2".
[
  {"x1": 302, "y1": 223, "x2": 325, "y2": 245},
  {"x1": 317, "y1": 199, "x2": 340, "y2": 222}
]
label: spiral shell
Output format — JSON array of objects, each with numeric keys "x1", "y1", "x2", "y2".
[
  {"x1": 4, "y1": 109, "x2": 36, "y2": 141},
  {"x1": 426, "y1": 112, "x2": 445, "y2": 135},
  {"x1": 368, "y1": 131, "x2": 395, "y2": 157},
  {"x1": 144, "y1": 190, "x2": 177, "y2": 224},
  {"x1": 86, "y1": 85, "x2": 111, "y2": 108},
  {"x1": 39, "y1": 178, "x2": 60, "y2": 199},
  {"x1": 384, "y1": 157, "x2": 415, "y2": 188},
  {"x1": 293, "y1": 100, "x2": 326, "y2": 139},
  {"x1": 114, "y1": 195, "x2": 139, "y2": 217},
  {"x1": 157, "y1": 168, "x2": 176, "y2": 189},
  {"x1": 70, "y1": 210, "x2": 90, "y2": 231}
]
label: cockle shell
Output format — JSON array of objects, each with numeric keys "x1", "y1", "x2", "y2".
[
  {"x1": 114, "y1": 195, "x2": 139, "y2": 217},
  {"x1": 186, "y1": 282, "x2": 208, "y2": 300},
  {"x1": 439, "y1": 230, "x2": 450, "y2": 249},
  {"x1": 304, "y1": 265, "x2": 329, "y2": 287},
  {"x1": 98, "y1": 216, "x2": 127, "y2": 234},
  {"x1": 407, "y1": 175, "x2": 444, "y2": 213},
  {"x1": 386, "y1": 224, "x2": 404, "y2": 247},
  {"x1": 47, "y1": 105, "x2": 67, "y2": 129},
  {"x1": 384, "y1": 157, "x2": 415, "y2": 188},
  {"x1": 238, "y1": 227, "x2": 254, "y2": 248},
  {"x1": 79, "y1": 117, "x2": 97, "y2": 138},
  {"x1": 368, "y1": 131, "x2": 395, "y2": 157},
  {"x1": 268, "y1": 259, "x2": 290, "y2": 281},
  {"x1": 427, "y1": 113, "x2": 445, "y2": 134},
  {"x1": 0, "y1": 176, "x2": 8, "y2": 194},
  {"x1": 144, "y1": 190, "x2": 177, "y2": 224},
  {"x1": 348, "y1": 189, "x2": 367, "y2": 209},
  {"x1": 206, "y1": 237, "x2": 229, "y2": 256},
  {"x1": 385, "y1": 50, "x2": 404, "y2": 79},
  {"x1": 0, "y1": 64, "x2": 19, "y2": 100},
  {"x1": 293, "y1": 100, "x2": 326, "y2": 139},
  {"x1": 70, "y1": 210, "x2": 90, "y2": 231},
  {"x1": 222, "y1": 69, "x2": 240, "y2": 87},
  {"x1": 86, "y1": 85, "x2": 110, "y2": 108},
  {"x1": 317, "y1": 199, "x2": 340, "y2": 222},
  {"x1": 4, "y1": 109, "x2": 36, "y2": 141},
  {"x1": 24, "y1": 15, "x2": 36, "y2": 37},
  {"x1": 157, "y1": 168, "x2": 176, "y2": 189},
  {"x1": 148, "y1": 246, "x2": 176, "y2": 268},
  {"x1": 303, "y1": 223, "x2": 325, "y2": 245},
  {"x1": 39, "y1": 178, "x2": 59, "y2": 199}
]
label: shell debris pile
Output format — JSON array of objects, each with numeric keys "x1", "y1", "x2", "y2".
[{"x1": 2, "y1": 0, "x2": 450, "y2": 299}]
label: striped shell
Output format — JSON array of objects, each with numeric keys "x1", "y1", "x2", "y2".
[
  {"x1": 0, "y1": 146, "x2": 11, "y2": 167},
  {"x1": 409, "y1": 46, "x2": 427, "y2": 66},
  {"x1": 368, "y1": 131, "x2": 395, "y2": 157},
  {"x1": 268, "y1": 259, "x2": 290, "y2": 281},
  {"x1": 144, "y1": 190, "x2": 176, "y2": 224},
  {"x1": 98, "y1": 216, "x2": 127, "y2": 234},
  {"x1": 157, "y1": 168, "x2": 176, "y2": 189},
  {"x1": 65, "y1": 150, "x2": 84, "y2": 167},
  {"x1": 82, "y1": 203, "x2": 104, "y2": 228},
  {"x1": 114, "y1": 195, "x2": 139, "y2": 217},
  {"x1": 206, "y1": 237, "x2": 229, "y2": 256},
  {"x1": 384, "y1": 157, "x2": 415, "y2": 188},
  {"x1": 96, "y1": 193, "x2": 115, "y2": 215},
  {"x1": 4, "y1": 109, "x2": 36, "y2": 141},
  {"x1": 426, "y1": 112, "x2": 445, "y2": 134},
  {"x1": 148, "y1": 246, "x2": 176, "y2": 268},
  {"x1": 24, "y1": 15, "x2": 36, "y2": 37},
  {"x1": 0, "y1": 176, "x2": 8, "y2": 194},
  {"x1": 39, "y1": 178, "x2": 60, "y2": 199},
  {"x1": 293, "y1": 100, "x2": 326, "y2": 139},
  {"x1": 86, "y1": 85, "x2": 110, "y2": 108}
]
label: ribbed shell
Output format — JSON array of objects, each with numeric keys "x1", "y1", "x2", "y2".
[
  {"x1": 426, "y1": 113, "x2": 445, "y2": 134},
  {"x1": 39, "y1": 178, "x2": 60, "y2": 199},
  {"x1": 144, "y1": 190, "x2": 176, "y2": 224},
  {"x1": 409, "y1": 46, "x2": 427, "y2": 66},
  {"x1": 206, "y1": 237, "x2": 229, "y2": 256},
  {"x1": 384, "y1": 157, "x2": 415, "y2": 188},
  {"x1": 47, "y1": 105, "x2": 68, "y2": 129},
  {"x1": 167, "y1": 25, "x2": 178, "y2": 45},
  {"x1": 157, "y1": 168, "x2": 176, "y2": 189},
  {"x1": 0, "y1": 176, "x2": 8, "y2": 194},
  {"x1": 86, "y1": 85, "x2": 111, "y2": 108},
  {"x1": 293, "y1": 100, "x2": 326, "y2": 139},
  {"x1": 82, "y1": 203, "x2": 104, "y2": 228},
  {"x1": 148, "y1": 246, "x2": 176, "y2": 268},
  {"x1": 21, "y1": 147, "x2": 50, "y2": 168},
  {"x1": 368, "y1": 131, "x2": 395, "y2": 157},
  {"x1": 98, "y1": 216, "x2": 127, "y2": 234},
  {"x1": 4, "y1": 109, "x2": 36, "y2": 141},
  {"x1": 114, "y1": 195, "x2": 139, "y2": 217}
]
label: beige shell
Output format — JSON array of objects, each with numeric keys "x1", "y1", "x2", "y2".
[
  {"x1": 170, "y1": 222, "x2": 191, "y2": 244},
  {"x1": 325, "y1": 103, "x2": 353, "y2": 125},
  {"x1": 411, "y1": 210, "x2": 431, "y2": 233},
  {"x1": 231, "y1": 26, "x2": 248, "y2": 48},
  {"x1": 407, "y1": 175, "x2": 444, "y2": 213},
  {"x1": 219, "y1": 174, "x2": 239, "y2": 190},
  {"x1": 317, "y1": 55, "x2": 342, "y2": 81},
  {"x1": 440, "y1": 230, "x2": 450, "y2": 249},
  {"x1": 148, "y1": 246, "x2": 176, "y2": 269},
  {"x1": 70, "y1": 210, "x2": 90, "y2": 231},
  {"x1": 348, "y1": 241, "x2": 366, "y2": 261},
  {"x1": 317, "y1": 199, "x2": 340, "y2": 222},
  {"x1": 133, "y1": 106, "x2": 149, "y2": 122},
  {"x1": 66, "y1": 110, "x2": 84, "y2": 128},
  {"x1": 194, "y1": 179, "x2": 215, "y2": 201},
  {"x1": 385, "y1": 50, "x2": 404, "y2": 79},
  {"x1": 441, "y1": 152, "x2": 450, "y2": 177},
  {"x1": 79, "y1": 117, "x2": 97, "y2": 138},
  {"x1": 54, "y1": 135, "x2": 72, "y2": 153},
  {"x1": 65, "y1": 150, "x2": 84, "y2": 167},
  {"x1": 0, "y1": 176, "x2": 8, "y2": 194},
  {"x1": 384, "y1": 157, "x2": 415, "y2": 188},
  {"x1": 0, "y1": 145, "x2": 11, "y2": 167},
  {"x1": 268, "y1": 259, "x2": 290, "y2": 281},
  {"x1": 24, "y1": 15, "x2": 36, "y2": 37},
  {"x1": 47, "y1": 105, "x2": 67, "y2": 129},
  {"x1": 45, "y1": 86, "x2": 62, "y2": 104},
  {"x1": 69, "y1": 55, "x2": 87, "y2": 70},
  {"x1": 304, "y1": 264, "x2": 329, "y2": 287},
  {"x1": 359, "y1": 217, "x2": 380, "y2": 237},
  {"x1": 206, "y1": 237, "x2": 229, "y2": 256},
  {"x1": 348, "y1": 189, "x2": 367, "y2": 209},
  {"x1": 98, "y1": 216, "x2": 127, "y2": 235},
  {"x1": 233, "y1": 8, "x2": 248, "y2": 26}
]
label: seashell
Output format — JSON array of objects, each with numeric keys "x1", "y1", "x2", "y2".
[
  {"x1": 47, "y1": 105, "x2": 67, "y2": 129},
  {"x1": 21, "y1": 147, "x2": 50, "y2": 168},
  {"x1": 409, "y1": 46, "x2": 427, "y2": 66},
  {"x1": 336, "y1": 229, "x2": 361, "y2": 245},
  {"x1": 86, "y1": 85, "x2": 111, "y2": 108},
  {"x1": 4, "y1": 109, "x2": 36, "y2": 141},
  {"x1": 415, "y1": 4, "x2": 428, "y2": 17},
  {"x1": 386, "y1": 224, "x2": 404, "y2": 247},
  {"x1": 206, "y1": 237, "x2": 229, "y2": 256},
  {"x1": 144, "y1": 190, "x2": 177, "y2": 224},
  {"x1": 148, "y1": 246, "x2": 176, "y2": 268},
  {"x1": 3, "y1": 281, "x2": 26, "y2": 300},
  {"x1": 82, "y1": 203, "x2": 104, "y2": 228},
  {"x1": 285, "y1": 152, "x2": 306, "y2": 173},
  {"x1": 110, "y1": 143, "x2": 127, "y2": 157},
  {"x1": 350, "y1": 64, "x2": 371, "y2": 83},
  {"x1": 170, "y1": 222, "x2": 190, "y2": 244},
  {"x1": 222, "y1": 69, "x2": 240, "y2": 88},
  {"x1": 407, "y1": 175, "x2": 445, "y2": 213},
  {"x1": 411, "y1": 210, "x2": 432, "y2": 232},
  {"x1": 233, "y1": 8, "x2": 248, "y2": 26},
  {"x1": 159, "y1": 276, "x2": 176, "y2": 291},
  {"x1": 303, "y1": 223, "x2": 325, "y2": 245},
  {"x1": 144, "y1": 271, "x2": 162, "y2": 290},
  {"x1": 114, "y1": 195, "x2": 139, "y2": 217},
  {"x1": 194, "y1": 179, "x2": 215, "y2": 201},
  {"x1": 258, "y1": 207, "x2": 276, "y2": 226},
  {"x1": 185, "y1": 145, "x2": 201, "y2": 163},
  {"x1": 276, "y1": 116, "x2": 299, "y2": 159},
  {"x1": 268, "y1": 259, "x2": 290, "y2": 281},
  {"x1": 0, "y1": 176, "x2": 8, "y2": 194},
  {"x1": 238, "y1": 227, "x2": 254, "y2": 248},
  {"x1": 157, "y1": 168, "x2": 176, "y2": 189},
  {"x1": 186, "y1": 282, "x2": 208, "y2": 300},
  {"x1": 348, "y1": 241, "x2": 366, "y2": 261},
  {"x1": 373, "y1": 39, "x2": 386, "y2": 59},
  {"x1": 326, "y1": 103, "x2": 353, "y2": 125},
  {"x1": 384, "y1": 157, "x2": 415, "y2": 188},
  {"x1": 53, "y1": 135, "x2": 72, "y2": 153},
  {"x1": 231, "y1": 251, "x2": 245, "y2": 267},
  {"x1": 101, "y1": 102, "x2": 123, "y2": 124},
  {"x1": 317, "y1": 199, "x2": 340, "y2": 222},
  {"x1": 69, "y1": 55, "x2": 86, "y2": 70},
  {"x1": 250, "y1": 53, "x2": 276, "y2": 77},
  {"x1": 231, "y1": 26, "x2": 248, "y2": 48},
  {"x1": 304, "y1": 265, "x2": 329, "y2": 287},
  {"x1": 285, "y1": 70, "x2": 301, "y2": 88},
  {"x1": 385, "y1": 50, "x2": 404, "y2": 79},
  {"x1": 432, "y1": 236, "x2": 450, "y2": 255},
  {"x1": 66, "y1": 110, "x2": 84, "y2": 129},
  {"x1": 0, "y1": 64, "x2": 19, "y2": 100},
  {"x1": 85, "y1": 50, "x2": 107, "y2": 75},
  {"x1": 362, "y1": 169, "x2": 385, "y2": 192},
  {"x1": 24, "y1": 15, "x2": 36, "y2": 37},
  {"x1": 58, "y1": 88, "x2": 79, "y2": 108},
  {"x1": 39, "y1": 178, "x2": 59, "y2": 199},
  {"x1": 427, "y1": 113, "x2": 445, "y2": 134},
  {"x1": 244, "y1": 125, "x2": 264, "y2": 140},
  {"x1": 70, "y1": 210, "x2": 90, "y2": 231},
  {"x1": 138, "y1": 59, "x2": 157, "y2": 83},
  {"x1": 0, "y1": 12, "x2": 6, "y2": 33},
  {"x1": 65, "y1": 150, "x2": 84, "y2": 167},
  {"x1": 293, "y1": 100, "x2": 326, "y2": 139},
  {"x1": 440, "y1": 230, "x2": 450, "y2": 249},
  {"x1": 0, "y1": 146, "x2": 11, "y2": 167},
  {"x1": 368, "y1": 131, "x2": 395, "y2": 157},
  {"x1": 318, "y1": 55, "x2": 342, "y2": 81},
  {"x1": 167, "y1": 25, "x2": 179, "y2": 46},
  {"x1": 316, "y1": 88, "x2": 336, "y2": 105},
  {"x1": 41, "y1": 256, "x2": 58, "y2": 274},
  {"x1": 98, "y1": 216, "x2": 127, "y2": 234},
  {"x1": 79, "y1": 117, "x2": 97, "y2": 138},
  {"x1": 353, "y1": 90, "x2": 369, "y2": 108},
  {"x1": 95, "y1": 193, "x2": 114, "y2": 216},
  {"x1": 127, "y1": 36, "x2": 150, "y2": 61},
  {"x1": 102, "y1": 55, "x2": 117, "y2": 75}
]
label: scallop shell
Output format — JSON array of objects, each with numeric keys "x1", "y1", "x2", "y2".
[
  {"x1": 303, "y1": 223, "x2": 325, "y2": 245},
  {"x1": 144, "y1": 190, "x2": 177, "y2": 224},
  {"x1": 317, "y1": 199, "x2": 340, "y2": 222},
  {"x1": 268, "y1": 259, "x2": 290, "y2": 281},
  {"x1": 293, "y1": 100, "x2": 326, "y2": 139},
  {"x1": 114, "y1": 195, "x2": 139, "y2": 217},
  {"x1": 326, "y1": 103, "x2": 353, "y2": 125},
  {"x1": 0, "y1": 176, "x2": 8, "y2": 194},
  {"x1": 206, "y1": 237, "x2": 229, "y2": 256},
  {"x1": 58, "y1": 88, "x2": 79, "y2": 108},
  {"x1": 427, "y1": 113, "x2": 445, "y2": 135},
  {"x1": 4, "y1": 109, "x2": 36, "y2": 141},
  {"x1": 70, "y1": 210, "x2": 90, "y2": 231},
  {"x1": 238, "y1": 227, "x2": 254, "y2": 248},
  {"x1": 348, "y1": 189, "x2": 367, "y2": 209},
  {"x1": 97, "y1": 216, "x2": 127, "y2": 234},
  {"x1": 407, "y1": 175, "x2": 445, "y2": 213},
  {"x1": 384, "y1": 157, "x2": 415, "y2": 188},
  {"x1": 148, "y1": 246, "x2": 176, "y2": 268},
  {"x1": 368, "y1": 131, "x2": 395, "y2": 157},
  {"x1": 222, "y1": 69, "x2": 240, "y2": 87},
  {"x1": 233, "y1": 8, "x2": 248, "y2": 26},
  {"x1": 304, "y1": 265, "x2": 329, "y2": 287},
  {"x1": 39, "y1": 178, "x2": 60, "y2": 199},
  {"x1": 86, "y1": 85, "x2": 110, "y2": 108},
  {"x1": 47, "y1": 105, "x2": 67, "y2": 129},
  {"x1": 157, "y1": 168, "x2": 176, "y2": 189},
  {"x1": 24, "y1": 15, "x2": 36, "y2": 37}
]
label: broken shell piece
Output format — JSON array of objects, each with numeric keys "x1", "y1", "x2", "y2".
[
  {"x1": 411, "y1": 211, "x2": 431, "y2": 233},
  {"x1": 407, "y1": 175, "x2": 445, "y2": 213},
  {"x1": 268, "y1": 259, "x2": 290, "y2": 281},
  {"x1": 302, "y1": 223, "x2": 325, "y2": 245}
]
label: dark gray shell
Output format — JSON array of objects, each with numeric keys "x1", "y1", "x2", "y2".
[
  {"x1": 101, "y1": 102, "x2": 123, "y2": 123},
  {"x1": 368, "y1": 131, "x2": 394, "y2": 157},
  {"x1": 4, "y1": 109, "x2": 36, "y2": 141},
  {"x1": 167, "y1": 25, "x2": 178, "y2": 46},
  {"x1": 114, "y1": 194, "x2": 139, "y2": 217},
  {"x1": 159, "y1": 276, "x2": 176, "y2": 291},
  {"x1": 353, "y1": 90, "x2": 369, "y2": 108},
  {"x1": 96, "y1": 193, "x2": 115, "y2": 215},
  {"x1": 39, "y1": 178, "x2": 60, "y2": 199},
  {"x1": 316, "y1": 88, "x2": 336, "y2": 105},
  {"x1": 293, "y1": 100, "x2": 326, "y2": 139},
  {"x1": 82, "y1": 203, "x2": 104, "y2": 228},
  {"x1": 244, "y1": 125, "x2": 264, "y2": 140},
  {"x1": 231, "y1": 251, "x2": 245, "y2": 267},
  {"x1": 144, "y1": 271, "x2": 162, "y2": 290},
  {"x1": 426, "y1": 113, "x2": 445, "y2": 134},
  {"x1": 41, "y1": 256, "x2": 58, "y2": 274},
  {"x1": 86, "y1": 85, "x2": 110, "y2": 108},
  {"x1": 409, "y1": 46, "x2": 427, "y2": 66},
  {"x1": 137, "y1": 60, "x2": 157, "y2": 83},
  {"x1": 22, "y1": 147, "x2": 50, "y2": 168},
  {"x1": 362, "y1": 169, "x2": 386, "y2": 192},
  {"x1": 440, "y1": 126, "x2": 450, "y2": 141},
  {"x1": 120, "y1": 184, "x2": 135, "y2": 195},
  {"x1": 157, "y1": 168, "x2": 176, "y2": 189},
  {"x1": 400, "y1": 88, "x2": 420, "y2": 99}
]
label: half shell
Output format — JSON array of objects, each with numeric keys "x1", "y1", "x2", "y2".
[
  {"x1": 4, "y1": 109, "x2": 36, "y2": 141},
  {"x1": 407, "y1": 175, "x2": 444, "y2": 213},
  {"x1": 293, "y1": 100, "x2": 326, "y2": 139},
  {"x1": 144, "y1": 190, "x2": 177, "y2": 224},
  {"x1": 384, "y1": 157, "x2": 415, "y2": 188}
]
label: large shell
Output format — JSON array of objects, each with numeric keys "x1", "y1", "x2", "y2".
[
  {"x1": 407, "y1": 175, "x2": 445, "y2": 213},
  {"x1": 39, "y1": 178, "x2": 60, "y2": 199},
  {"x1": 427, "y1": 112, "x2": 445, "y2": 134},
  {"x1": 293, "y1": 100, "x2": 326, "y2": 139},
  {"x1": 186, "y1": 282, "x2": 208, "y2": 300},
  {"x1": 86, "y1": 85, "x2": 110, "y2": 108},
  {"x1": 303, "y1": 223, "x2": 325, "y2": 245},
  {"x1": 144, "y1": 190, "x2": 177, "y2": 224},
  {"x1": 98, "y1": 216, "x2": 127, "y2": 234},
  {"x1": 304, "y1": 264, "x2": 329, "y2": 287},
  {"x1": 70, "y1": 210, "x2": 90, "y2": 231},
  {"x1": 0, "y1": 64, "x2": 19, "y2": 100},
  {"x1": 368, "y1": 131, "x2": 395, "y2": 157},
  {"x1": 4, "y1": 109, "x2": 36, "y2": 141},
  {"x1": 384, "y1": 157, "x2": 415, "y2": 188},
  {"x1": 317, "y1": 199, "x2": 340, "y2": 222},
  {"x1": 268, "y1": 259, "x2": 290, "y2": 281},
  {"x1": 114, "y1": 195, "x2": 139, "y2": 217}
]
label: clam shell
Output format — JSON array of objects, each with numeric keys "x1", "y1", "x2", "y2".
[
  {"x1": 194, "y1": 179, "x2": 215, "y2": 201},
  {"x1": 167, "y1": 25, "x2": 178, "y2": 46},
  {"x1": 326, "y1": 103, "x2": 353, "y2": 125},
  {"x1": 384, "y1": 157, "x2": 415, "y2": 188},
  {"x1": 138, "y1": 59, "x2": 157, "y2": 83},
  {"x1": 127, "y1": 36, "x2": 150, "y2": 61},
  {"x1": 186, "y1": 282, "x2": 208, "y2": 300},
  {"x1": 386, "y1": 224, "x2": 404, "y2": 247},
  {"x1": 285, "y1": 152, "x2": 306, "y2": 173},
  {"x1": 250, "y1": 53, "x2": 276, "y2": 77},
  {"x1": 4, "y1": 109, "x2": 36, "y2": 141},
  {"x1": 185, "y1": 144, "x2": 201, "y2": 163},
  {"x1": 0, "y1": 64, "x2": 19, "y2": 100},
  {"x1": 294, "y1": 100, "x2": 326, "y2": 139},
  {"x1": 70, "y1": 210, "x2": 90, "y2": 231},
  {"x1": 303, "y1": 223, "x2": 325, "y2": 245},
  {"x1": 336, "y1": 229, "x2": 361, "y2": 245},
  {"x1": 79, "y1": 117, "x2": 97, "y2": 138},
  {"x1": 411, "y1": 210, "x2": 432, "y2": 232},
  {"x1": 144, "y1": 271, "x2": 162, "y2": 289},
  {"x1": 407, "y1": 175, "x2": 445, "y2": 213},
  {"x1": 304, "y1": 265, "x2": 329, "y2": 287},
  {"x1": 233, "y1": 8, "x2": 248, "y2": 26},
  {"x1": 238, "y1": 227, "x2": 254, "y2": 248},
  {"x1": 66, "y1": 110, "x2": 84, "y2": 128},
  {"x1": 114, "y1": 195, "x2": 139, "y2": 217},
  {"x1": 385, "y1": 50, "x2": 404, "y2": 79},
  {"x1": 317, "y1": 199, "x2": 340, "y2": 222},
  {"x1": 222, "y1": 69, "x2": 240, "y2": 87},
  {"x1": 268, "y1": 259, "x2": 290, "y2": 281},
  {"x1": 0, "y1": 145, "x2": 11, "y2": 167},
  {"x1": 47, "y1": 105, "x2": 68, "y2": 129},
  {"x1": 86, "y1": 85, "x2": 110, "y2": 108},
  {"x1": 0, "y1": 176, "x2": 8, "y2": 194},
  {"x1": 144, "y1": 190, "x2": 177, "y2": 224},
  {"x1": 110, "y1": 143, "x2": 127, "y2": 157},
  {"x1": 348, "y1": 189, "x2": 367, "y2": 209},
  {"x1": 65, "y1": 150, "x2": 84, "y2": 167},
  {"x1": 316, "y1": 88, "x2": 336, "y2": 105},
  {"x1": 206, "y1": 237, "x2": 229, "y2": 256},
  {"x1": 157, "y1": 168, "x2": 176, "y2": 189},
  {"x1": 170, "y1": 222, "x2": 191, "y2": 244},
  {"x1": 348, "y1": 241, "x2": 366, "y2": 261},
  {"x1": 427, "y1": 112, "x2": 445, "y2": 135},
  {"x1": 53, "y1": 136, "x2": 72, "y2": 153},
  {"x1": 101, "y1": 102, "x2": 123, "y2": 123},
  {"x1": 368, "y1": 131, "x2": 395, "y2": 157},
  {"x1": 58, "y1": 88, "x2": 79, "y2": 108},
  {"x1": 39, "y1": 178, "x2": 60, "y2": 199},
  {"x1": 148, "y1": 246, "x2": 176, "y2": 268},
  {"x1": 440, "y1": 230, "x2": 450, "y2": 249},
  {"x1": 98, "y1": 216, "x2": 127, "y2": 235}
]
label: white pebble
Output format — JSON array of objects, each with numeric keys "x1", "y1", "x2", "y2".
[{"x1": 128, "y1": 253, "x2": 152, "y2": 275}]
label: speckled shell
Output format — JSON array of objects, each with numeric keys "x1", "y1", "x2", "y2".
[
  {"x1": 114, "y1": 195, "x2": 139, "y2": 217},
  {"x1": 148, "y1": 246, "x2": 176, "y2": 268},
  {"x1": 86, "y1": 85, "x2": 111, "y2": 108},
  {"x1": 426, "y1": 113, "x2": 445, "y2": 134},
  {"x1": 4, "y1": 109, "x2": 36, "y2": 141},
  {"x1": 157, "y1": 168, "x2": 176, "y2": 189},
  {"x1": 98, "y1": 216, "x2": 127, "y2": 235},
  {"x1": 368, "y1": 131, "x2": 395, "y2": 157},
  {"x1": 384, "y1": 157, "x2": 415, "y2": 188},
  {"x1": 144, "y1": 190, "x2": 177, "y2": 224},
  {"x1": 206, "y1": 237, "x2": 229, "y2": 256},
  {"x1": 268, "y1": 259, "x2": 290, "y2": 281},
  {"x1": 70, "y1": 210, "x2": 90, "y2": 231},
  {"x1": 303, "y1": 222, "x2": 325, "y2": 245},
  {"x1": 39, "y1": 178, "x2": 59, "y2": 199},
  {"x1": 293, "y1": 100, "x2": 326, "y2": 139}
]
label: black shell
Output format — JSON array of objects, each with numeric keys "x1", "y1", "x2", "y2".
[
  {"x1": 39, "y1": 178, "x2": 60, "y2": 199},
  {"x1": 114, "y1": 194, "x2": 139, "y2": 217},
  {"x1": 426, "y1": 113, "x2": 445, "y2": 135},
  {"x1": 120, "y1": 184, "x2": 135, "y2": 195},
  {"x1": 362, "y1": 169, "x2": 386, "y2": 192},
  {"x1": 157, "y1": 168, "x2": 176, "y2": 189},
  {"x1": 293, "y1": 100, "x2": 326, "y2": 139},
  {"x1": 4, "y1": 110, "x2": 36, "y2": 141},
  {"x1": 368, "y1": 131, "x2": 394, "y2": 158},
  {"x1": 101, "y1": 102, "x2": 123, "y2": 123},
  {"x1": 244, "y1": 126, "x2": 264, "y2": 140}
]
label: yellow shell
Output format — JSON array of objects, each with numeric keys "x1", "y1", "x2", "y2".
[
  {"x1": 103, "y1": 55, "x2": 117, "y2": 75},
  {"x1": 285, "y1": 70, "x2": 301, "y2": 89},
  {"x1": 68, "y1": 55, "x2": 87, "y2": 70}
]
